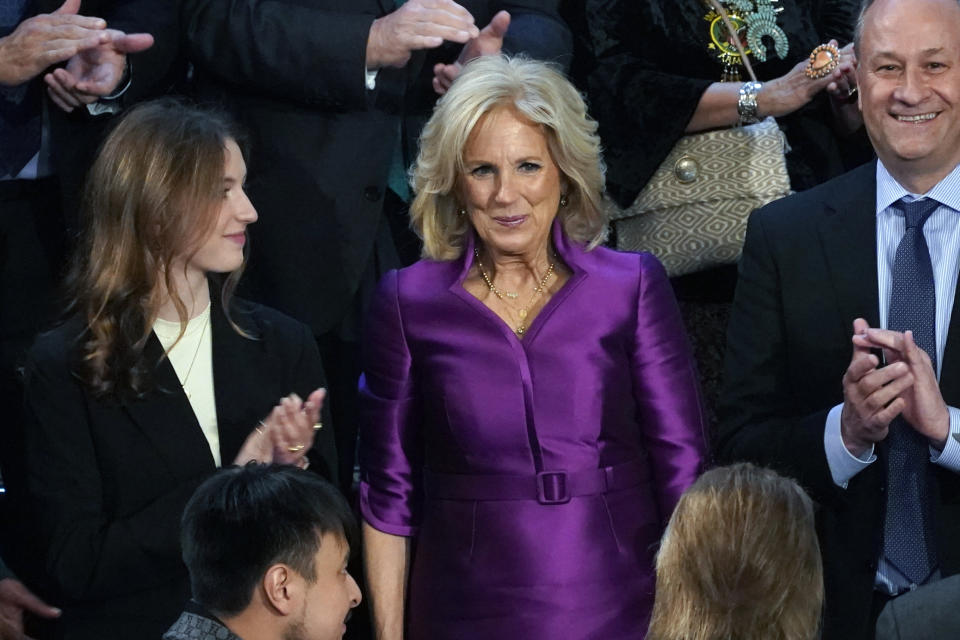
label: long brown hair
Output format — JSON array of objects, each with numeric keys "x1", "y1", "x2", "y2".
[
  {"x1": 647, "y1": 463, "x2": 823, "y2": 640},
  {"x1": 67, "y1": 99, "x2": 246, "y2": 397}
]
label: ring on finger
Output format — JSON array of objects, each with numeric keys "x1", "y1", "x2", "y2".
[
  {"x1": 287, "y1": 443, "x2": 306, "y2": 453},
  {"x1": 805, "y1": 43, "x2": 841, "y2": 79}
]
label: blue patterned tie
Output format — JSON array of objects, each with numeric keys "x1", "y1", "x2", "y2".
[
  {"x1": 883, "y1": 197, "x2": 940, "y2": 588},
  {"x1": 0, "y1": 0, "x2": 42, "y2": 178}
]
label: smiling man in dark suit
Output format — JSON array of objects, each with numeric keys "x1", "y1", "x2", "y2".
[{"x1": 718, "y1": 0, "x2": 960, "y2": 638}]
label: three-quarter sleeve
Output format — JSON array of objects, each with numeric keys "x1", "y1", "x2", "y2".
[
  {"x1": 358, "y1": 270, "x2": 423, "y2": 537},
  {"x1": 630, "y1": 253, "x2": 708, "y2": 521}
]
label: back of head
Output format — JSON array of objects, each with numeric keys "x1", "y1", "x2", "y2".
[
  {"x1": 410, "y1": 54, "x2": 606, "y2": 260},
  {"x1": 647, "y1": 463, "x2": 822, "y2": 640},
  {"x1": 181, "y1": 464, "x2": 356, "y2": 617}
]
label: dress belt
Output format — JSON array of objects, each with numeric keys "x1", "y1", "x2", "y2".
[{"x1": 422, "y1": 459, "x2": 649, "y2": 505}]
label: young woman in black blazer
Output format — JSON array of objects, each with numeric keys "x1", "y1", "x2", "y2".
[{"x1": 17, "y1": 100, "x2": 338, "y2": 640}]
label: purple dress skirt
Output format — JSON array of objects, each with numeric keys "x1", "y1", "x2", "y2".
[{"x1": 359, "y1": 224, "x2": 707, "y2": 639}]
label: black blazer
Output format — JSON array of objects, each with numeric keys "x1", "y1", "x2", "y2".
[
  {"x1": 717, "y1": 162, "x2": 960, "y2": 640},
  {"x1": 180, "y1": 0, "x2": 571, "y2": 335},
  {"x1": 19, "y1": 297, "x2": 337, "y2": 640}
]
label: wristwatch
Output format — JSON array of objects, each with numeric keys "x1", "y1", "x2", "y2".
[{"x1": 737, "y1": 81, "x2": 763, "y2": 125}]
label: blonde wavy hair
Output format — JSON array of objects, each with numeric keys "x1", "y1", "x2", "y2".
[
  {"x1": 647, "y1": 463, "x2": 823, "y2": 640},
  {"x1": 410, "y1": 55, "x2": 607, "y2": 260}
]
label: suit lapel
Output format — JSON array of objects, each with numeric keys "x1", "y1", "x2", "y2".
[
  {"x1": 121, "y1": 333, "x2": 216, "y2": 480},
  {"x1": 939, "y1": 266, "x2": 960, "y2": 402},
  {"x1": 210, "y1": 301, "x2": 263, "y2": 462},
  {"x1": 816, "y1": 162, "x2": 881, "y2": 333}
]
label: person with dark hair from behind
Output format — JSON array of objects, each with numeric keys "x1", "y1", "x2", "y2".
[
  {"x1": 647, "y1": 463, "x2": 824, "y2": 640},
  {"x1": 166, "y1": 464, "x2": 361, "y2": 640}
]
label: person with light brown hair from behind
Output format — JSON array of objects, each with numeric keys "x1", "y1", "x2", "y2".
[{"x1": 647, "y1": 463, "x2": 823, "y2": 640}]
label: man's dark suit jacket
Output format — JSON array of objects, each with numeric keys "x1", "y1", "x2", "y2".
[
  {"x1": 717, "y1": 161, "x2": 960, "y2": 640},
  {"x1": 180, "y1": 0, "x2": 571, "y2": 336},
  {"x1": 17, "y1": 296, "x2": 337, "y2": 640}
]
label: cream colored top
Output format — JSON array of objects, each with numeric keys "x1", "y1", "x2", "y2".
[{"x1": 152, "y1": 306, "x2": 220, "y2": 466}]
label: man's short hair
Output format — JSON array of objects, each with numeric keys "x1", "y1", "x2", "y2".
[
  {"x1": 181, "y1": 464, "x2": 356, "y2": 616},
  {"x1": 854, "y1": 0, "x2": 960, "y2": 53}
]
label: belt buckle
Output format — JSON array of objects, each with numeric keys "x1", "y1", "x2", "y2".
[{"x1": 536, "y1": 471, "x2": 570, "y2": 505}]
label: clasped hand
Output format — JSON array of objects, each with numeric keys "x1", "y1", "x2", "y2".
[
  {"x1": 234, "y1": 388, "x2": 326, "y2": 467},
  {"x1": 841, "y1": 318, "x2": 949, "y2": 455},
  {"x1": 366, "y1": 0, "x2": 479, "y2": 70}
]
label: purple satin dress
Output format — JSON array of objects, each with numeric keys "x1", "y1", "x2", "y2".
[{"x1": 359, "y1": 223, "x2": 706, "y2": 639}]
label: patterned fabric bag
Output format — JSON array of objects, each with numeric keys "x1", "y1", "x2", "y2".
[{"x1": 606, "y1": 117, "x2": 791, "y2": 277}]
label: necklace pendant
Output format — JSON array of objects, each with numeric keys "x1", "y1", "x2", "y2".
[
  {"x1": 505, "y1": 292, "x2": 519, "y2": 299},
  {"x1": 516, "y1": 325, "x2": 526, "y2": 336},
  {"x1": 518, "y1": 308, "x2": 528, "y2": 319}
]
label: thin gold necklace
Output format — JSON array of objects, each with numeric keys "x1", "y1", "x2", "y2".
[
  {"x1": 179, "y1": 310, "x2": 209, "y2": 399},
  {"x1": 474, "y1": 248, "x2": 555, "y2": 337}
]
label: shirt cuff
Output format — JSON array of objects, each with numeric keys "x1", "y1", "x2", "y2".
[
  {"x1": 365, "y1": 68, "x2": 378, "y2": 91},
  {"x1": 930, "y1": 405, "x2": 960, "y2": 471},
  {"x1": 825, "y1": 403, "x2": 876, "y2": 488}
]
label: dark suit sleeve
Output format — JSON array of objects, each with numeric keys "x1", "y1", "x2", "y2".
[
  {"x1": 21, "y1": 340, "x2": 210, "y2": 601},
  {"x1": 716, "y1": 206, "x2": 840, "y2": 503},
  {"x1": 499, "y1": 1, "x2": 572, "y2": 70},
  {"x1": 180, "y1": 0, "x2": 375, "y2": 111},
  {"x1": 0, "y1": 557, "x2": 13, "y2": 582}
]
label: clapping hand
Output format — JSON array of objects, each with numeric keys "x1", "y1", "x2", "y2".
[
  {"x1": 0, "y1": 578, "x2": 60, "y2": 640},
  {"x1": 44, "y1": 29, "x2": 153, "y2": 112},
  {"x1": 234, "y1": 389, "x2": 325, "y2": 467},
  {"x1": 366, "y1": 0, "x2": 478, "y2": 70},
  {"x1": 432, "y1": 10, "x2": 510, "y2": 95},
  {"x1": 853, "y1": 327, "x2": 950, "y2": 450},
  {"x1": 0, "y1": 0, "x2": 109, "y2": 87}
]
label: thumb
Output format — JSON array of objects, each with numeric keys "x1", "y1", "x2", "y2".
[
  {"x1": 851, "y1": 317, "x2": 873, "y2": 352},
  {"x1": 113, "y1": 33, "x2": 154, "y2": 54},
  {"x1": 8, "y1": 585, "x2": 61, "y2": 619},
  {"x1": 307, "y1": 388, "x2": 327, "y2": 412},
  {"x1": 484, "y1": 10, "x2": 510, "y2": 39},
  {"x1": 54, "y1": 0, "x2": 82, "y2": 15}
]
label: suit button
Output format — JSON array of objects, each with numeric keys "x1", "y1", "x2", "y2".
[{"x1": 364, "y1": 186, "x2": 382, "y2": 202}]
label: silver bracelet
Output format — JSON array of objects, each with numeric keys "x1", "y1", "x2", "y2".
[{"x1": 737, "y1": 80, "x2": 763, "y2": 125}]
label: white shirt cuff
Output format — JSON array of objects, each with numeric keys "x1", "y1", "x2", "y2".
[
  {"x1": 825, "y1": 403, "x2": 876, "y2": 488},
  {"x1": 365, "y1": 68, "x2": 378, "y2": 91},
  {"x1": 930, "y1": 405, "x2": 960, "y2": 471}
]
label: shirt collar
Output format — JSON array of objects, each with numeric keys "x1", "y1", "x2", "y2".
[{"x1": 876, "y1": 160, "x2": 960, "y2": 215}]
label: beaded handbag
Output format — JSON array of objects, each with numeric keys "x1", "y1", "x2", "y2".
[{"x1": 606, "y1": 1, "x2": 791, "y2": 278}]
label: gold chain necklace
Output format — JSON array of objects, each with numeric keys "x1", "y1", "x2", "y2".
[
  {"x1": 474, "y1": 247, "x2": 555, "y2": 337},
  {"x1": 179, "y1": 311, "x2": 210, "y2": 399}
]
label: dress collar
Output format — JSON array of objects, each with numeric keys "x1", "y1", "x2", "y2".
[{"x1": 454, "y1": 217, "x2": 588, "y2": 284}]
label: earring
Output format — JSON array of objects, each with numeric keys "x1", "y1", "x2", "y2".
[
  {"x1": 457, "y1": 207, "x2": 467, "y2": 216},
  {"x1": 559, "y1": 194, "x2": 568, "y2": 207}
]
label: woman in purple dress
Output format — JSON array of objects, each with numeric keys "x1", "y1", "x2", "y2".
[{"x1": 359, "y1": 55, "x2": 707, "y2": 640}]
